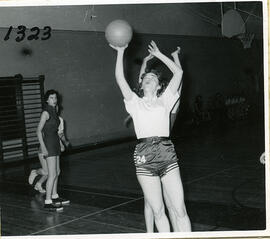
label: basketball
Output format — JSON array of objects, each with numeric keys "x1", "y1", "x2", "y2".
[{"x1": 105, "y1": 19, "x2": 133, "y2": 47}]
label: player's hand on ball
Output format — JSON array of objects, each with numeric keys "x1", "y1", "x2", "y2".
[{"x1": 109, "y1": 44, "x2": 128, "y2": 51}]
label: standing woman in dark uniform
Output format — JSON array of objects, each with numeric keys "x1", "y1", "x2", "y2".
[{"x1": 37, "y1": 89, "x2": 70, "y2": 211}]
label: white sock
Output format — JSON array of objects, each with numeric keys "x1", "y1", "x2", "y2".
[
  {"x1": 52, "y1": 194, "x2": 59, "y2": 199},
  {"x1": 45, "y1": 199, "x2": 52, "y2": 204}
]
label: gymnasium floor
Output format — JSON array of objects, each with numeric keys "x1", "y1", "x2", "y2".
[{"x1": 0, "y1": 119, "x2": 266, "y2": 236}]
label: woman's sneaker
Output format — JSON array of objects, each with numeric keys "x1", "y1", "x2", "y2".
[
  {"x1": 44, "y1": 203, "x2": 63, "y2": 212},
  {"x1": 52, "y1": 197, "x2": 70, "y2": 206},
  {"x1": 28, "y1": 170, "x2": 38, "y2": 185}
]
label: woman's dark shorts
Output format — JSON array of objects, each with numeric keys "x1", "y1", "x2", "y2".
[{"x1": 134, "y1": 137, "x2": 179, "y2": 177}]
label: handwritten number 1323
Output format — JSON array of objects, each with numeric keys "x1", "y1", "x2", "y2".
[{"x1": 4, "y1": 26, "x2": 51, "y2": 41}]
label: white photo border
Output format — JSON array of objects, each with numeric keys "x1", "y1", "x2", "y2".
[{"x1": 0, "y1": 0, "x2": 268, "y2": 239}]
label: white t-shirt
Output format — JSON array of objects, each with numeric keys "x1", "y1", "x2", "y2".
[{"x1": 124, "y1": 87, "x2": 179, "y2": 139}]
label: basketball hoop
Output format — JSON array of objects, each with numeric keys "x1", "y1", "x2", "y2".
[{"x1": 237, "y1": 32, "x2": 255, "y2": 49}]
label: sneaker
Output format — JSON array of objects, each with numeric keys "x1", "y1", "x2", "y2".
[
  {"x1": 52, "y1": 197, "x2": 70, "y2": 206},
  {"x1": 28, "y1": 170, "x2": 38, "y2": 185},
  {"x1": 44, "y1": 203, "x2": 63, "y2": 212},
  {"x1": 34, "y1": 183, "x2": 46, "y2": 194}
]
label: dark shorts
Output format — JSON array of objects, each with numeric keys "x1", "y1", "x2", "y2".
[
  {"x1": 43, "y1": 131, "x2": 60, "y2": 157},
  {"x1": 133, "y1": 137, "x2": 179, "y2": 177}
]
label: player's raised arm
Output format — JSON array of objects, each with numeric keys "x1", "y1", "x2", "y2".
[{"x1": 110, "y1": 44, "x2": 133, "y2": 101}]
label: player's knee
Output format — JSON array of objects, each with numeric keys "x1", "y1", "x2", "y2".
[
  {"x1": 57, "y1": 169, "x2": 61, "y2": 176},
  {"x1": 145, "y1": 200, "x2": 151, "y2": 210},
  {"x1": 174, "y1": 205, "x2": 187, "y2": 219},
  {"x1": 165, "y1": 201, "x2": 173, "y2": 210},
  {"x1": 48, "y1": 171, "x2": 57, "y2": 180},
  {"x1": 153, "y1": 205, "x2": 166, "y2": 220}
]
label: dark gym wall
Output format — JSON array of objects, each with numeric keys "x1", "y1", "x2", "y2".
[
  {"x1": 126, "y1": 34, "x2": 264, "y2": 124},
  {"x1": 0, "y1": 29, "x2": 263, "y2": 146},
  {"x1": 0, "y1": 29, "x2": 132, "y2": 146}
]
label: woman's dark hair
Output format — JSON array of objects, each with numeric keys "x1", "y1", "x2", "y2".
[
  {"x1": 44, "y1": 89, "x2": 59, "y2": 102},
  {"x1": 137, "y1": 69, "x2": 168, "y2": 97}
]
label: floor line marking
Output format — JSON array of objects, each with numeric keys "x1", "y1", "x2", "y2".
[
  {"x1": 31, "y1": 196, "x2": 144, "y2": 235},
  {"x1": 0, "y1": 202, "x2": 76, "y2": 219},
  {"x1": 61, "y1": 187, "x2": 138, "y2": 200},
  {"x1": 0, "y1": 180, "x2": 139, "y2": 200},
  {"x1": 184, "y1": 165, "x2": 240, "y2": 185},
  {"x1": 88, "y1": 218, "x2": 145, "y2": 232}
]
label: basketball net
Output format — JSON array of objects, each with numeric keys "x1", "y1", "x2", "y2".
[{"x1": 236, "y1": 32, "x2": 255, "y2": 49}]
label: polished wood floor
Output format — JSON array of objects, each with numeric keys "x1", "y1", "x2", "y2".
[{"x1": 0, "y1": 119, "x2": 266, "y2": 236}]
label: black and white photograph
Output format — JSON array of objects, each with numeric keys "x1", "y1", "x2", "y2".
[{"x1": 0, "y1": 0, "x2": 268, "y2": 238}]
